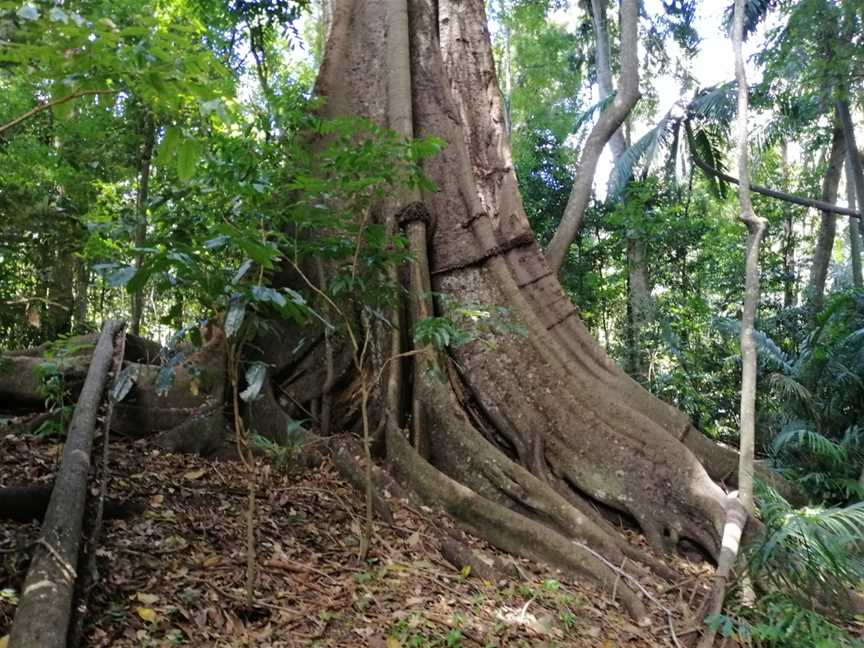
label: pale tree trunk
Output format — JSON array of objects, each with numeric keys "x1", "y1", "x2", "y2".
[
  {"x1": 732, "y1": 0, "x2": 766, "y2": 519},
  {"x1": 590, "y1": 0, "x2": 626, "y2": 162},
  {"x1": 131, "y1": 114, "x2": 155, "y2": 336},
  {"x1": 73, "y1": 256, "x2": 89, "y2": 332},
  {"x1": 545, "y1": 0, "x2": 640, "y2": 273},
  {"x1": 587, "y1": 0, "x2": 650, "y2": 378},
  {"x1": 838, "y1": 99, "x2": 864, "y2": 287},
  {"x1": 805, "y1": 123, "x2": 845, "y2": 321},
  {"x1": 847, "y1": 155, "x2": 863, "y2": 288},
  {"x1": 497, "y1": 0, "x2": 512, "y2": 135},
  {"x1": 780, "y1": 143, "x2": 797, "y2": 308},
  {"x1": 699, "y1": 3, "x2": 766, "y2": 641}
]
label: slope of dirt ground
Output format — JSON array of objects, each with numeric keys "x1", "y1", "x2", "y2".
[{"x1": 1, "y1": 431, "x2": 716, "y2": 647}]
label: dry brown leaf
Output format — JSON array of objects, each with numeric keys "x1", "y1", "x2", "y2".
[
  {"x1": 183, "y1": 468, "x2": 207, "y2": 480},
  {"x1": 135, "y1": 592, "x2": 159, "y2": 605}
]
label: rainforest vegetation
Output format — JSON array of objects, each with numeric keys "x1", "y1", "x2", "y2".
[{"x1": 1, "y1": 0, "x2": 864, "y2": 645}]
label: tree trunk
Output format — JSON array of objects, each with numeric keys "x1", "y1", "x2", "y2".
[
  {"x1": 590, "y1": 0, "x2": 626, "y2": 163},
  {"x1": 308, "y1": 0, "x2": 755, "y2": 620},
  {"x1": 131, "y1": 114, "x2": 156, "y2": 337},
  {"x1": 847, "y1": 154, "x2": 863, "y2": 288},
  {"x1": 838, "y1": 99, "x2": 864, "y2": 288},
  {"x1": 9, "y1": 321, "x2": 123, "y2": 648},
  {"x1": 626, "y1": 238, "x2": 650, "y2": 378},
  {"x1": 780, "y1": 143, "x2": 797, "y2": 308},
  {"x1": 544, "y1": 0, "x2": 640, "y2": 274},
  {"x1": 73, "y1": 256, "x2": 90, "y2": 333},
  {"x1": 588, "y1": 0, "x2": 650, "y2": 379},
  {"x1": 805, "y1": 123, "x2": 845, "y2": 321}
]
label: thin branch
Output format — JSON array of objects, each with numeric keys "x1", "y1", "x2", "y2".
[
  {"x1": 0, "y1": 90, "x2": 116, "y2": 137},
  {"x1": 691, "y1": 152, "x2": 861, "y2": 219}
]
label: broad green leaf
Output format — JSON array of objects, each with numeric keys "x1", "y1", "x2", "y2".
[{"x1": 177, "y1": 137, "x2": 203, "y2": 182}]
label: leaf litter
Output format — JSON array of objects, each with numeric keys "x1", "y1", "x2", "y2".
[{"x1": 0, "y1": 432, "x2": 717, "y2": 646}]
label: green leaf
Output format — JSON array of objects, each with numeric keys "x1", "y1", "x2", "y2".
[
  {"x1": 177, "y1": 138, "x2": 203, "y2": 182},
  {"x1": 107, "y1": 266, "x2": 136, "y2": 287},
  {"x1": 156, "y1": 126, "x2": 182, "y2": 167}
]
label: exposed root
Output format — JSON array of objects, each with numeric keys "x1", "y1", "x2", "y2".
[
  {"x1": 386, "y1": 421, "x2": 650, "y2": 622},
  {"x1": 439, "y1": 537, "x2": 504, "y2": 583}
]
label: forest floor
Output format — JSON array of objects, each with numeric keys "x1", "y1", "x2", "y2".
[{"x1": 0, "y1": 431, "x2": 718, "y2": 647}]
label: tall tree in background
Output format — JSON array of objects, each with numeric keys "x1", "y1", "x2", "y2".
[{"x1": 544, "y1": 0, "x2": 640, "y2": 274}]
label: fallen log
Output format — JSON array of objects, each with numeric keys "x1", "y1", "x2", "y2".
[
  {"x1": 0, "y1": 484, "x2": 143, "y2": 524},
  {"x1": 9, "y1": 320, "x2": 124, "y2": 648}
]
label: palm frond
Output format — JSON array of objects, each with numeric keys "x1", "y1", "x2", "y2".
[
  {"x1": 751, "y1": 484, "x2": 864, "y2": 596},
  {"x1": 684, "y1": 120, "x2": 730, "y2": 199},
  {"x1": 606, "y1": 116, "x2": 674, "y2": 199},
  {"x1": 772, "y1": 423, "x2": 846, "y2": 469},
  {"x1": 722, "y1": 0, "x2": 779, "y2": 41},
  {"x1": 687, "y1": 82, "x2": 736, "y2": 126},
  {"x1": 767, "y1": 372, "x2": 812, "y2": 406},
  {"x1": 570, "y1": 93, "x2": 615, "y2": 134},
  {"x1": 713, "y1": 317, "x2": 793, "y2": 373}
]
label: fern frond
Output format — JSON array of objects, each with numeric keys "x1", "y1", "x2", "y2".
[{"x1": 772, "y1": 424, "x2": 846, "y2": 468}]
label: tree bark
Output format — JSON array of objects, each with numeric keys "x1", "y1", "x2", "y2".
[
  {"x1": 780, "y1": 143, "x2": 797, "y2": 308},
  {"x1": 732, "y1": 0, "x2": 766, "y2": 518},
  {"x1": 838, "y1": 99, "x2": 864, "y2": 288},
  {"x1": 588, "y1": 0, "x2": 650, "y2": 379},
  {"x1": 9, "y1": 320, "x2": 123, "y2": 648},
  {"x1": 590, "y1": 0, "x2": 626, "y2": 162},
  {"x1": 309, "y1": 0, "x2": 756, "y2": 620},
  {"x1": 131, "y1": 114, "x2": 155, "y2": 337},
  {"x1": 545, "y1": 0, "x2": 640, "y2": 274},
  {"x1": 847, "y1": 154, "x2": 863, "y2": 288},
  {"x1": 805, "y1": 123, "x2": 845, "y2": 321}
]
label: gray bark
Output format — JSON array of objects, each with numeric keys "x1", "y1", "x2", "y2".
[
  {"x1": 838, "y1": 99, "x2": 864, "y2": 288},
  {"x1": 590, "y1": 0, "x2": 626, "y2": 162},
  {"x1": 545, "y1": 0, "x2": 640, "y2": 273},
  {"x1": 848, "y1": 155, "x2": 863, "y2": 288},
  {"x1": 805, "y1": 124, "x2": 845, "y2": 320},
  {"x1": 131, "y1": 115, "x2": 155, "y2": 336},
  {"x1": 9, "y1": 321, "x2": 123, "y2": 648},
  {"x1": 732, "y1": 0, "x2": 766, "y2": 516}
]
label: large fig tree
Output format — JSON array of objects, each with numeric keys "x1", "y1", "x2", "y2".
[{"x1": 271, "y1": 0, "x2": 776, "y2": 622}]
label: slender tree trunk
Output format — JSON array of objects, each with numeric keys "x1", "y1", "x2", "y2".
[
  {"x1": 732, "y1": 0, "x2": 766, "y2": 518},
  {"x1": 590, "y1": 0, "x2": 626, "y2": 162},
  {"x1": 838, "y1": 100, "x2": 864, "y2": 287},
  {"x1": 73, "y1": 257, "x2": 90, "y2": 333},
  {"x1": 780, "y1": 143, "x2": 797, "y2": 307},
  {"x1": 626, "y1": 238, "x2": 650, "y2": 378},
  {"x1": 588, "y1": 0, "x2": 651, "y2": 378},
  {"x1": 847, "y1": 155, "x2": 863, "y2": 288},
  {"x1": 131, "y1": 114, "x2": 155, "y2": 336},
  {"x1": 545, "y1": 0, "x2": 640, "y2": 273},
  {"x1": 805, "y1": 124, "x2": 845, "y2": 321},
  {"x1": 497, "y1": 0, "x2": 512, "y2": 136}
]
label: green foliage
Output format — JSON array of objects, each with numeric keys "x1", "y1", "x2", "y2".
[
  {"x1": 748, "y1": 484, "x2": 864, "y2": 600},
  {"x1": 34, "y1": 335, "x2": 93, "y2": 437},
  {"x1": 708, "y1": 593, "x2": 862, "y2": 648}
]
